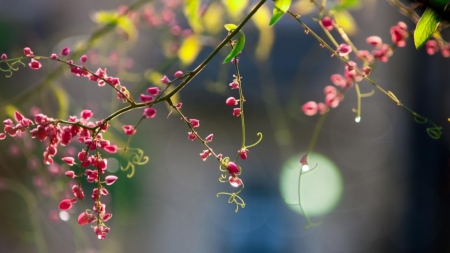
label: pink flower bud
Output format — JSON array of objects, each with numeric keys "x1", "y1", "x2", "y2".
[
  {"x1": 50, "y1": 53, "x2": 58, "y2": 59},
  {"x1": 324, "y1": 85, "x2": 337, "y2": 96},
  {"x1": 1, "y1": 54, "x2": 7, "y2": 60},
  {"x1": 102, "y1": 213, "x2": 112, "y2": 221},
  {"x1": 23, "y1": 47, "x2": 33, "y2": 57},
  {"x1": 80, "y1": 55, "x2": 88, "y2": 63},
  {"x1": 238, "y1": 148, "x2": 249, "y2": 160},
  {"x1": 321, "y1": 16, "x2": 334, "y2": 31},
  {"x1": 174, "y1": 71, "x2": 183, "y2": 78},
  {"x1": 226, "y1": 97, "x2": 239, "y2": 106},
  {"x1": 146, "y1": 87, "x2": 159, "y2": 96},
  {"x1": 233, "y1": 108, "x2": 241, "y2": 117},
  {"x1": 229, "y1": 176, "x2": 242, "y2": 187},
  {"x1": 176, "y1": 103, "x2": 182, "y2": 109},
  {"x1": 143, "y1": 108, "x2": 157, "y2": 119},
  {"x1": 105, "y1": 175, "x2": 118, "y2": 185},
  {"x1": 200, "y1": 150, "x2": 211, "y2": 161},
  {"x1": 205, "y1": 134, "x2": 213, "y2": 143},
  {"x1": 161, "y1": 75, "x2": 170, "y2": 84},
  {"x1": 189, "y1": 119, "x2": 200, "y2": 128},
  {"x1": 140, "y1": 94, "x2": 154, "y2": 103},
  {"x1": 72, "y1": 185, "x2": 85, "y2": 199},
  {"x1": 81, "y1": 110, "x2": 93, "y2": 120},
  {"x1": 366, "y1": 36, "x2": 382, "y2": 48},
  {"x1": 122, "y1": 125, "x2": 136, "y2": 135},
  {"x1": 188, "y1": 132, "x2": 196, "y2": 141},
  {"x1": 65, "y1": 171, "x2": 76, "y2": 178},
  {"x1": 0, "y1": 133, "x2": 6, "y2": 140},
  {"x1": 229, "y1": 81, "x2": 239, "y2": 89},
  {"x1": 78, "y1": 212, "x2": 96, "y2": 226},
  {"x1": 426, "y1": 40, "x2": 439, "y2": 55},
  {"x1": 325, "y1": 94, "x2": 340, "y2": 108},
  {"x1": 104, "y1": 145, "x2": 118, "y2": 153},
  {"x1": 61, "y1": 47, "x2": 70, "y2": 56},
  {"x1": 301, "y1": 101, "x2": 318, "y2": 116},
  {"x1": 59, "y1": 199, "x2": 73, "y2": 210},
  {"x1": 226, "y1": 162, "x2": 240, "y2": 175},
  {"x1": 330, "y1": 74, "x2": 346, "y2": 87},
  {"x1": 317, "y1": 102, "x2": 327, "y2": 114},
  {"x1": 62, "y1": 157, "x2": 76, "y2": 166},
  {"x1": 28, "y1": 59, "x2": 42, "y2": 70},
  {"x1": 337, "y1": 43, "x2": 352, "y2": 57}
]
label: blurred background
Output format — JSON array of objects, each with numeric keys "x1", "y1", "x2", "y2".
[{"x1": 0, "y1": 0, "x2": 449, "y2": 252}]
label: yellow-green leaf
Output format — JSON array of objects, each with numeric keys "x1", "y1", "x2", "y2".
[
  {"x1": 50, "y1": 85, "x2": 69, "y2": 120},
  {"x1": 224, "y1": 24, "x2": 238, "y2": 31},
  {"x1": 223, "y1": 29, "x2": 245, "y2": 63},
  {"x1": 4, "y1": 104, "x2": 19, "y2": 119},
  {"x1": 414, "y1": 7, "x2": 441, "y2": 49},
  {"x1": 333, "y1": 10, "x2": 357, "y2": 35},
  {"x1": 177, "y1": 35, "x2": 202, "y2": 66},
  {"x1": 269, "y1": 0, "x2": 292, "y2": 26},
  {"x1": 184, "y1": 0, "x2": 203, "y2": 33},
  {"x1": 222, "y1": 0, "x2": 249, "y2": 20},
  {"x1": 93, "y1": 11, "x2": 137, "y2": 40},
  {"x1": 203, "y1": 2, "x2": 224, "y2": 34}
]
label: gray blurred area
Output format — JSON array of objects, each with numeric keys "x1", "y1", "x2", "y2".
[{"x1": 0, "y1": 0, "x2": 449, "y2": 253}]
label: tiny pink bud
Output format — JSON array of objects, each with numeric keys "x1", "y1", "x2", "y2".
[
  {"x1": 174, "y1": 71, "x2": 183, "y2": 78},
  {"x1": 426, "y1": 40, "x2": 439, "y2": 55},
  {"x1": 301, "y1": 101, "x2": 318, "y2": 116},
  {"x1": 122, "y1": 125, "x2": 136, "y2": 135},
  {"x1": 205, "y1": 134, "x2": 213, "y2": 143},
  {"x1": 175, "y1": 103, "x2": 182, "y2": 109},
  {"x1": 233, "y1": 108, "x2": 241, "y2": 117},
  {"x1": 62, "y1": 157, "x2": 76, "y2": 166},
  {"x1": 189, "y1": 119, "x2": 200, "y2": 128},
  {"x1": 14, "y1": 111, "x2": 24, "y2": 122},
  {"x1": 238, "y1": 148, "x2": 249, "y2": 160},
  {"x1": 102, "y1": 213, "x2": 112, "y2": 221},
  {"x1": 80, "y1": 110, "x2": 93, "y2": 120},
  {"x1": 146, "y1": 87, "x2": 159, "y2": 96},
  {"x1": 78, "y1": 212, "x2": 96, "y2": 226},
  {"x1": 59, "y1": 199, "x2": 73, "y2": 210},
  {"x1": 0, "y1": 133, "x2": 6, "y2": 140},
  {"x1": 1, "y1": 54, "x2": 7, "y2": 60},
  {"x1": 229, "y1": 176, "x2": 242, "y2": 187},
  {"x1": 188, "y1": 131, "x2": 196, "y2": 141},
  {"x1": 28, "y1": 59, "x2": 42, "y2": 70},
  {"x1": 65, "y1": 171, "x2": 76, "y2": 178},
  {"x1": 330, "y1": 74, "x2": 346, "y2": 87},
  {"x1": 50, "y1": 53, "x2": 58, "y2": 59},
  {"x1": 200, "y1": 150, "x2": 211, "y2": 161},
  {"x1": 140, "y1": 94, "x2": 154, "y2": 103},
  {"x1": 226, "y1": 162, "x2": 240, "y2": 175},
  {"x1": 229, "y1": 81, "x2": 239, "y2": 89},
  {"x1": 324, "y1": 85, "x2": 337, "y2": 96},
  {"x1": 337, "y1": 43, "x2": 352, "y2": 57},
  {"x1": 80, "y1": 55, "x2": 88, "y2": 63},
  {"x1": 61, "y1": 47, "x2": 70, "y2": 56},
  {"x1": 143, "y1": 108, "x2": 157, "y2": 118},
  {"x1": 104, "y1": 145, "x2": 118, "y2": 153},
  {"x1": 23, "y1": 47, "x2": 33, "y2": 57},
  {"x1": 317, "y1": 102, "x2": 327, "y2": 114},
  {"x1": 325, "y1": 93, "x2": 340, "y2": 108},
  {"x1": 105, "y1": 175, "x2": 118, "y2": 185},
  {"x1": 321, "y1": 16, "x2": 334, "y2": 31},
  {"x1": 226, "y1": 97, "x2": 239, "y2": 106},
  {"x1": 366, "y1": 36, "x2": 382, "y2": 48},
  {"x1": 161, "y1": 75, "x2": 170, "y2": 84}
]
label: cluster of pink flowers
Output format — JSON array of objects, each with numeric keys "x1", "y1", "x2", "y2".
[
  {"x1": 226, "y1": 75, "x2": 242, "y2": 117},
  {"x1": 425, "y1": 40, "x2": 450, "y2": 57}
]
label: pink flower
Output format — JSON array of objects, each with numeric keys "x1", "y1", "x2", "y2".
[
  {"x1": 229, "y1": 81, "x2": 239, "y2": 89},
  {"x1": 301, "y1": 101, "x2": 318, "y2": 116},
  {"x1": 28, "y1": 59, "x2": 42, "y2": 70},
  {"x1": 188, "y1": 132, "x2": 196, "y2": 141},
  {"x1": 161, "y1": 75, "x2": 170, "y2": 84},
  {"x1": 122, "y1": 125, "x2": 136, "y2": 135},
  {"x1": 200, "y1": 150, "x2": 211, "y2": 161},
  {"x1": 50, "y1": 53, "x2": 58, "y2": 59},
  {"x1": 366, "y1": 36, "x2": 382, "y2": 48},
  {"x1": 321, "y1": 16, "x2": 334, "y2": 31},
  {"x1": 189, "y1": 119, "x2": 200, "y2": 128},
  {"x1": 146, "y1": 87, "x2": 159, "y2": 96},
  {"x1": 226, "y1": 97, "x2": 238, "y2": 106},
  {"x1": 104, "y1": 145, "x2": 118, "y2": 153},
  {"x1": 325, "y1": 94, "x2": 340, "y2": 108},
  {"x1": 62, "y1": 157, "x2": 76, "y2": 166},
  {"x1": 205, "y1": 134, "x2": 213, "y2": 143},
  {"x1": 229, "y1": 176, "x2": 242, "y2": 187},
  {"x1": 140, "y1": 94, "x2": 154, "y2": 103},
  {"x1": 174, "y1": 71, "x2": 183, "y2": 78},
  {"x1": 317, "y1": 103, "x2": 327, "y2": 114},
  {"x1": 143, "y1": 108, "x2": 157, "y2": 118},
  {"x1": 426, "y1": 40, "x2": 439, "y2": 55},
  {"x1": 23, "y1": 47, "x2": 33, "y2": 57},
  {"x1": 330, "y1": 74, "x2": 346, "y2": 87},
  {"x1": 80, "y1": 110, "x2": 93, "y2": 121},
  {"x1": 1, "y1": 54, "x2": 7, "y2": 60},
  {"x1": 65, "y1": 171, "x2": 76, "y2": 178},
  {"x1": 337, "y1": 43, "x2": 352, "y2": 57},
  {"x1": 105, "y1": 175, "x2": 118, "y2": 185},
  {"x1": 80, "y1": 55, "x2": 88, "y2": 63},
  {"x1": 78, "y1": 212, "x2": 96, "y2": 226},
  {"x1": 59, "y1": 199, "x2": 73, "y2": 210},
  {"x1": 442, "y1": 45, "x2": 450, "y2": 58},
  {"x1": 175, "y1": 103, "x2": 182, "y2": 109},
  {"x1": 233, "y1": 108, "x2": 241, "y2": 117},
  {"x1": 390, "y1": 22, "x2": 408, "y2": 47},
  {"x1": 238, "y1": 148, "x2": 249, "y2": 160},
  {"x1": 61, "y1": 47, "x2": 70, "y2": 56},
  {"x1": 72, "y1": 185, "x2": 85, "y2": 199},
  {"x1": 226, "y1": 162, "x2": 240, "y2": 175},
  {"x1": 324, "y1": 85, "x2": 337, "y2": 96}
]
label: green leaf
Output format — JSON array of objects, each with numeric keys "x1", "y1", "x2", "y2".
[
  {"x1": 223, "y1": 30, "x2": 245, "y2": 63},
  {"x1": 334, "y1": 0, "x2": 361, "y2": 11},
  {"x1": 414, "y1": 7, "x2": 441, "y2": 49},
  {"x1": 184, "y1": 0, "x2": 203, "y2": 33},
  {"x1": 269, "y1": 0, "x2": 292, "y2": 26},
  {"x1": 431, "y1": 0, "x2": 450, "y2": 9},
  {"x1": 224, "y1": 24, "x2": 238, "y2": 31}
]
